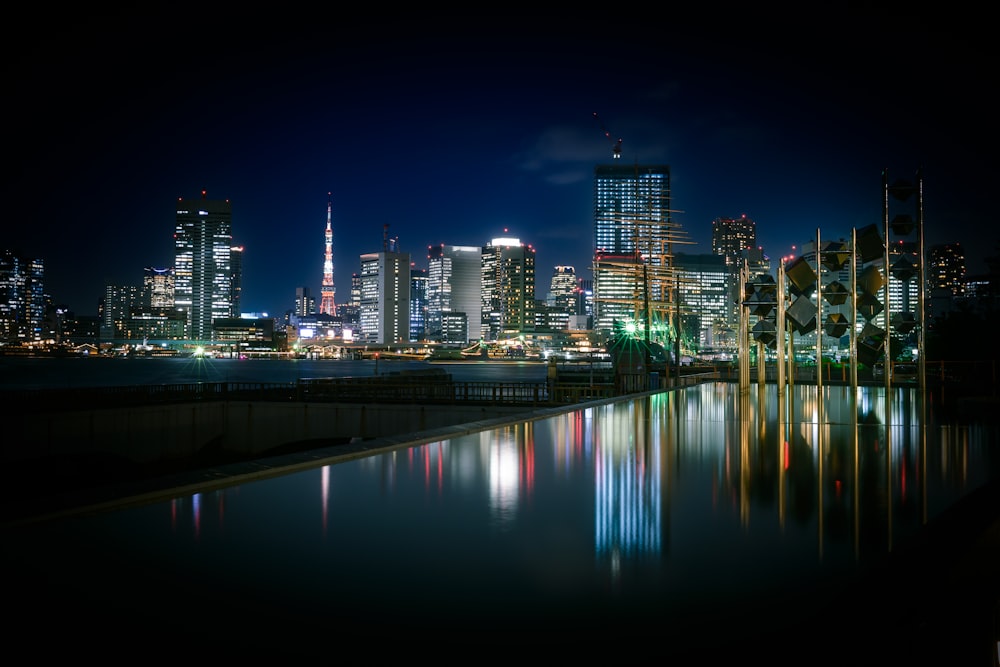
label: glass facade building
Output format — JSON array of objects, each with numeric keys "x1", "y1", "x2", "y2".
[
  {"x1": 427, "y1": 244, "x2": 482, "y2": 343},
  {"x1": 481, "y1": 236, "x2": 536, "y2": 341},
  {"x1": 593, "y1": 164, "x2": 687, "y2": 338},
  {"x1": 359, "y1": 249, "x2": 411, "y2": 344},
  {"x1": 173, "y1": 191, "x2": 234, "y2": 342}
]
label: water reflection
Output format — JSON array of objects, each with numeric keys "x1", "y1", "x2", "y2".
[{"x1": 6, "y1": 382, "x2": 998, "y2": 655}]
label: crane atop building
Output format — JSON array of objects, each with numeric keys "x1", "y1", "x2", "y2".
[{"x1": 592, "y1": 112, "x2": 622, "y2": 160}]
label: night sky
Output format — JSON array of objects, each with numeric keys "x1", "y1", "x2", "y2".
[{"x1": 4, "y1": 9, "x2": 996, "y2": 317}]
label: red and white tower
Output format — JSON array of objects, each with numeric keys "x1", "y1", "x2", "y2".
[{"x1": 319, "y1": 192, "x2": 337, "y2": 316}]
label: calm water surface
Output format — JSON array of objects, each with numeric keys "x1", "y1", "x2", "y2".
[
  {"x1": 0, "y1": 355, "x2": 547, "y2": 388},
  {"x1": 3, "y1": 360, "x2": 998, "y2": 658}
]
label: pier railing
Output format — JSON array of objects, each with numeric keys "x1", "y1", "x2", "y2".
[{"x1": 1, "y1": 375, "x2": 624, "y2": 415}]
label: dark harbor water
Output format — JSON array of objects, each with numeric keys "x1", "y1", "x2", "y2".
[
  {"x1": 3, "y1": 357, "x2": 999, "y2": 660},
  {"x1": 0, "y1": 355, "x2": 547, "y2": 389}
]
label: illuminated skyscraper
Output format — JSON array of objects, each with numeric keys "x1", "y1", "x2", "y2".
[
  {"x1": 427, "y1": 244, "x2": 482, "y2": 343},
  {"x1": 711, "y1": 215, "x2": 757, "y2": 267},
  {"x1": 143, "y1": 267, "x2": 175, "y2": 311},
  {"x1": 481, "y1": 235, "x2": 536, "y2": 340},
  {"x1": 593, "y1": 164, "x2": 688, "y2": 338},
  {"x1": 0, "y1": 249, "x2": 44, "y2": 343},
  {"x1": 319, "y1": 193, "x2": 337, "y2": 316},
  {"x1": 409, "y1": 266, "x2": 427, "y2": 342},
  {"x1": 545, "y1": 265, "x2": 578, "y2": 331},
  {"x1": 173, "y1": 190, "x2": 234, "y2": 342},
  {"x1": 359, "y1": 231, "x2": 410, "y2": 344},
  {"x1": 927, "y1": 243, "x2": 966, "y2": 297}
]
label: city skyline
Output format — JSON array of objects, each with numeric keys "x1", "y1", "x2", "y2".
[{"x1": 4, "y1": 10, "x2": 996, "y2": 317}]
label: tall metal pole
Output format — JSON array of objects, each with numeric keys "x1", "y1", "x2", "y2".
[
  {"x1": 882, "y1": 169, "x2": 892, "y2": 392},
  {"x1": 816, "y1": 228, "x2": 823, "y2": 391},
  {"x1": 916, "y1": 168, "x2": 926, "y2": 391},
  {"x1": 850, "y1": 228, "x2": 858, "y2": 389}
]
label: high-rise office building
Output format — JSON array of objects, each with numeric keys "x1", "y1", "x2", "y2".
[
  {"x1": 319, "y1": 193, "x2": 337, "y2": 316},
  {"x1": 174, "y1": 190, "x2": 234, "y2": 342},
  {"x1": 673, "y1": 253, "x2": 730, "y2": 349},
  {"x1": 927, "y1": 243, "x2": 966, "y2": 297},
  {"x1": 294, "y1": 286, "x2": 316, "y2": 317},
  {"x1": 230, "y1": 245, "x2": 244, "y2": 317},
  {"x1": 143, "y1": 267, "x2": 175, "y2": 311},
  {"x1": 410, "y1": 266, "x2": 428, "y2": 342},
  {"x1": 0, "y1": 248, "x2": 44, "y2": 343},
  {"x1": 593, "y1": 164, "x2": 688, "y2": 338},
  {"x1": 101, "y1": 283, "x2": 142, "y2": 340},
  {"x1": 481, "y1": 235, "x2": 536, "y2": 340},
  {"x1": 427, "y1": 244, "x2": 482, "y2": 343},
  {"x1": 359, "y1": 240, "x2": 410, "y2": 344},
  {"x1": 545, "y1": 265, "x2": 578, "y2": 331},
  {"x1": 711, "y1": 215, "x2": 757, "y2": 267}
]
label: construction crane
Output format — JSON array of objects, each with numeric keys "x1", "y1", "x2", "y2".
[{"x1": 592, "y1": 112, "x2": 622, "y2": 160}]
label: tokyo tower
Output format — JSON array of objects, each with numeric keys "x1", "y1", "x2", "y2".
[{"x1": 319, "y1": 193, "x2": 337, "y2": 316}]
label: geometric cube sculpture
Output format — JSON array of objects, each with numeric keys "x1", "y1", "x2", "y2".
[
  {"x1": 890, "y1": 254, "x2": 917, "y2": 282},
  {"x1": 891, "y1": 213, "x2": 915, "y2": 236},
  {"x1": 743, "y1": 275, "x2": 777, "y2": 317},
  {"x1": 785, "y1": 256, "x2": 817, "y2": 298},
  {"x1": 891, "y1": 311, "x2": 917, "y2": 334},
  {"x1": 859, "y1": 321, "x2": 886, "y2": 343},
  {"x1": 824, "y1": 312, "x2": 850, "y2": 338},
  {"x1": 746, "y1": 293, "x2": 776, "y2": 317},
  {"x1": 889, "y1": 179, "x2": 915, "y2": 202},
  {"x1": 823, "y1": 280, "x2": 850, "y2": 306},
  {"x1": 855, "y1": 224, "x2": 884, "y2": 263},
  {"x1": 856, "y1": 292, "x2": 884, "y2": 321},
  {"x1": 857, "y1": 265, "x2": 885, "y2": 296},
  {"x1": 820, "y1": 241, "x2": 850, "y2": 272},
  {"x1": 752, "y1": 319, "x2": 777, "y2": 346},
  {"x1": 786, "y1": 295, "x2": 817, "y2": 335},
  {"x1": 857, "y1": 338, "x2": 884, "y2": 367},
  {"x1": 857, "y1": 322, "x2": 886, "y2": 367}
]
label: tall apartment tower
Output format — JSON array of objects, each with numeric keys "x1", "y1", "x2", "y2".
[
  {"x1": 481, "y1": 235, "x2": 536, "y2": 340},
  {"x1": 359, "y1": 234, "x2": 410, "y2": 344},
  {"x1": 230, "y1": 245, "x2": 244, "y2": 317},
  {"x1": 409, "y1": 266, "x2": 428, "y2": 342},
  {"x1": 143, "y1": 267, "x2": 175, "y2": 311},
  {"x1": 0, "y1": 248, "x2": 44, "y2": 343},
  {"x1": 927, "y1": 243, "x2": 966, "y2": 297},
  {"x1": 545, "y1": 265, "x2": 578, "y2": 330},
  {"x1": 319, "y1": 193, "x2": 337, "y2": 316},
  {"x1": 427, "y1": 244, "x2": 483, "y2": 343},
  {"x1": 174, "y1": 190, "x2": 234, "y2": 342},
  {"x1": 711, "y1": 215, "x2": 757, "y2": 267},
  {"x1": 593, "y1": 164, "x2": 686, "y2": 337}
]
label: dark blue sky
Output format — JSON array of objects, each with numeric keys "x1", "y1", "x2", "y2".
[{"x1": 5, "y1": 10, "x2": 996, "y2": 317}]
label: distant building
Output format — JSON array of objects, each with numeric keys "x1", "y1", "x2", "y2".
[
  {"x1": 927, "y1": 243, "x2": 966, "y2": 297},
  {"x1": 174, "y1": 190, "x2": 235, "y2": 342},
  {"x1": 410, "y1": 266, "x2": 428, "y2": 342},
  {"x1": 0, "y1": 248, "x2": 44, "y2": 344},
  {"x1": 143, "y1": 267, "x2": 175, "y2": 310},
  {"x1": 427, "y1": 244, "x2": 482, "y2": 343},
  {"x1": 101, "y1": 283, "x2": 142, "y2": 341},
  {"x1": 593, "y1": 164, "x2": 681, "y2": 338},
  {"x1": 230, "y1": 245, "x2": 244, "y2": 317},
  {"x1": 545, "y1": 265, "x2": 578, "y2": 331},
  {"x1": 213, "y1": 316, "x2": 275, "y2": 352},
  {"x1": 481, "y1": 235, "x2": 536, "y2": 340},
  {"x1": 674, "y1": 253, "x2": 730, "y2": 349},
  {"x1": 711, "y1": 215, "x2": 757, "y2": 267},
  {"x1": 359, "y1": 242, "x2": 410, "y2": 344},
  {"x1": 293, "y1": 286, "x2": 316, "y2": 317}
]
